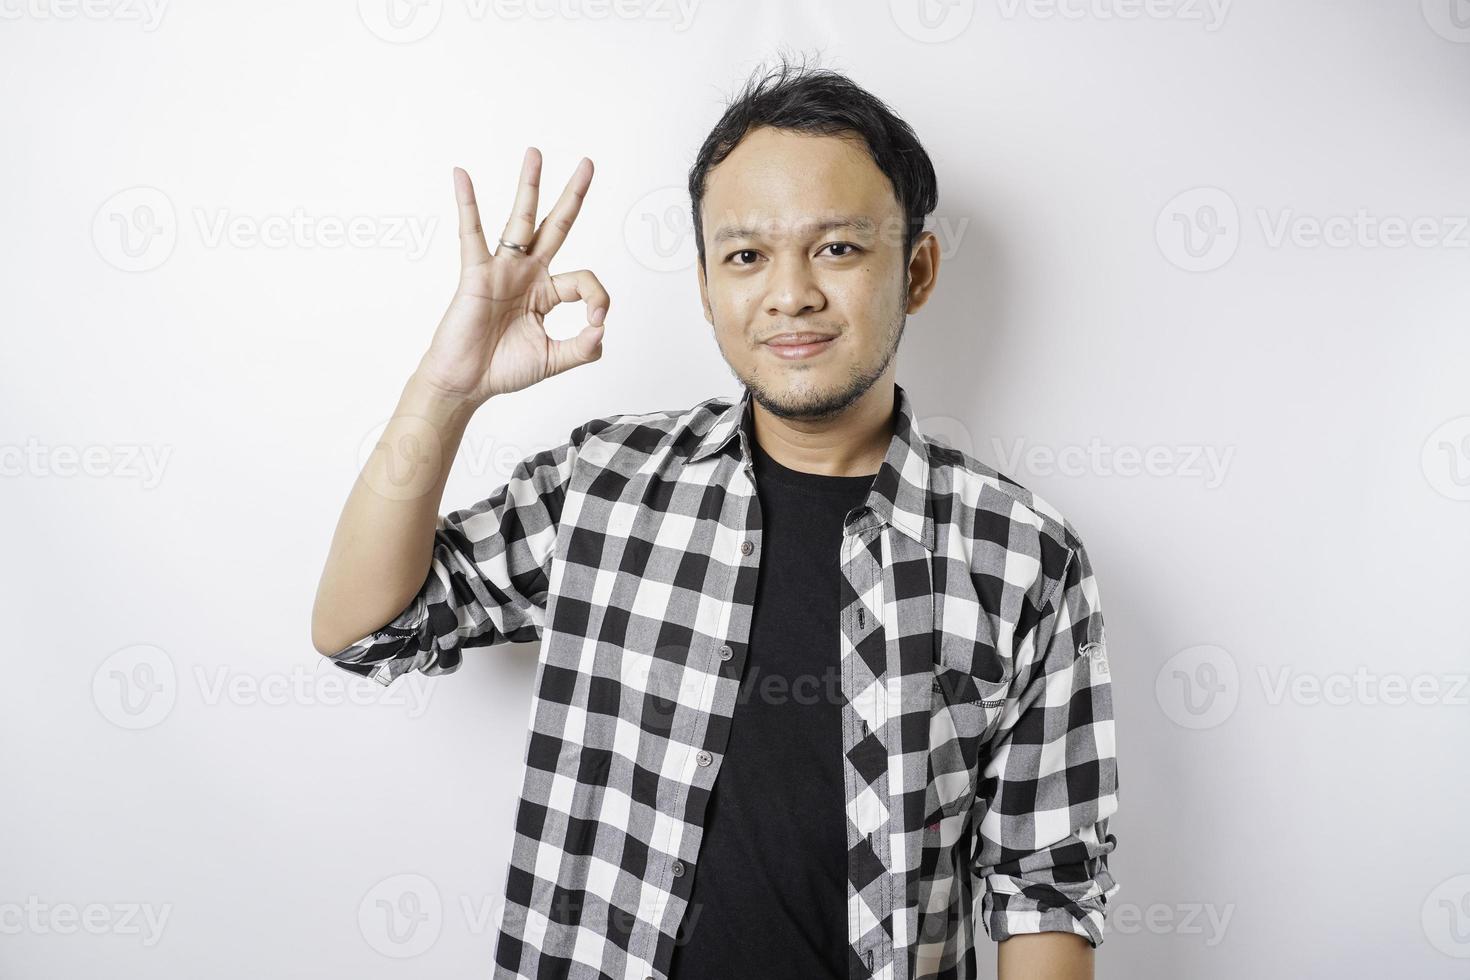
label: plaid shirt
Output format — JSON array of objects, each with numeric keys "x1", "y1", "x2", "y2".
[{"x1": 326, "y1": 382, "x2": 1120, "y2": 980}]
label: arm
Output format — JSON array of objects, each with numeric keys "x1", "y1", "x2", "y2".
[
  {"x1": 315, "y1": 400, "x2": 591, "y2": 686},
  {"x1": 973, "y1": 526, "x2": 1120, "y2": 965},
  {"x1": 997, "y1": 932, "x2": 1093, "y2": 980},
  {"x1": 310, "y1": 369, "x2": 476, "y2": 657},
  {"x1": 310, "y1": 147, "x2": 610, "y2": 666}
]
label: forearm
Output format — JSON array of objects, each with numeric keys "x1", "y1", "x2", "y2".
[
  {"x1": 310, "y1": 368, "x2": 480, "y2": 654},
  {"x1": 996, "y1": 931, "x2": 1093, "y2": 980}
]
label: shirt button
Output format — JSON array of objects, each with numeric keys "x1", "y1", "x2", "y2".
[
  {"x1": 672, "y1": 860, "x2": 685, "y2": 877},
  {"x1": 740, "y1": 540, "x2": 754, "y2": 556},
  {"x1": 719, "y1": 645, "x2": 733, "y2": 661},
  {"x1": 696, "y1": 750, "x2": 712, "y2": 767}
]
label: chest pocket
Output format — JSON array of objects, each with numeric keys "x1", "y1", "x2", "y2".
[{"x1": 926, "y1": 635, "x2": 1010, "y2": 823}]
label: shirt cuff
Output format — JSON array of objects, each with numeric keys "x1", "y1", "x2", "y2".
[
  {"x1": 981, "y1": 863, "x2": 1120, "y2": 947},
  {"x1": 321, "y1": 594, "x2": 430, "y2": 687}
]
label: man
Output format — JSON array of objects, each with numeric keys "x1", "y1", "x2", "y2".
[{"x1": 312, "y1": 59, "x2": 1119, "y2": 980}]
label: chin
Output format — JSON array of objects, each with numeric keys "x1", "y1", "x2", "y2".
[{"x1": 752, "y1": 374, "x2": 869, "y2": 422}]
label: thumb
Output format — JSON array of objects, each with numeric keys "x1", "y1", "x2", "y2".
[{"x1": 549, "y1": 322, "x2": 605, "y2": 376}]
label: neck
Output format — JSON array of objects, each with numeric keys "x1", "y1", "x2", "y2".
[{"x1": 749, "y1": 382, "x2": 895, "y2": 478}]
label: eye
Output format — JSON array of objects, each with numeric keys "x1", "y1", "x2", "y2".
[
  {"x1": 726, "y1": 249, "x2": 760, "y2": 266},
  {"x1": 822, "y1": 242, "x2": 862, "y2": 258}
]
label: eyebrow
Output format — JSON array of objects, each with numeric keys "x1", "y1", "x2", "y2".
[{"x1": 711, "y1": 215, "x2": 878, "y2": 244}]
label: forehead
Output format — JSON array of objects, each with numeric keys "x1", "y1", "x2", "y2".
[{"x1": 701, "y1": 126, "x2": 901, "y2": 237}]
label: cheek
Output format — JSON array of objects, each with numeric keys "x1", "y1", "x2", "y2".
[
  {"x1": 828, "y1": 275, "x2": 891, "y2": 319},
  {"x1": 709, "y1": 281, "x2": 763, "y2": 322}
]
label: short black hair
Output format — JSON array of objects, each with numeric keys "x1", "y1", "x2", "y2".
[{"x1": 687, "y1": 53, "x2": 939, "y2": 276}]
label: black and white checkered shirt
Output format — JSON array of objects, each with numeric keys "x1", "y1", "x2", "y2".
[{"x1": 326, "y1": 382, "x2": 1120, "y2": 980}]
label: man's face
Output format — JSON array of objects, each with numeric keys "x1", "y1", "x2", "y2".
[{"x1": 696, "y1": 126, "x2": 934, "y2": 422}]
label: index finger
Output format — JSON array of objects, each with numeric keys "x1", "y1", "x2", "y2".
[{"x1": 453, "y1": 167, "x2": 490, "y2": 268}]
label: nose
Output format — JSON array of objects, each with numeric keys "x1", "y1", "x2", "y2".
[{"x1": 764, "y1": 253, "x2": 826, "y2": 319}]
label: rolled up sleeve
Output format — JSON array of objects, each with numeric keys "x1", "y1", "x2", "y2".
[
  {"x1": 324, "y1": 421, "x2": 592, "y2": 687},
  {"x1": 970, "y1": 526, "x2": 1120, "y2": 947}
]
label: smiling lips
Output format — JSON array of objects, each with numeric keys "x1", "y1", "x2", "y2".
[{"x1": 763, "y1": 333, "x2": 838, "y2": 359}]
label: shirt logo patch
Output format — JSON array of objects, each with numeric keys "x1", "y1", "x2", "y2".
[{"x1": 1081, "y1": 640, "x2": 1110, "y2": 676}]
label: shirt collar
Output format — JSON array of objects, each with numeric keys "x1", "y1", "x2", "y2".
[{"x1": 689, "y1": 382, "x2": 937, "y2": 552}]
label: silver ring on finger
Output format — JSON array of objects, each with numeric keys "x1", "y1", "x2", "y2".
[{"x1": 498, "y1": 238, "x2": 531, "y2": 255}]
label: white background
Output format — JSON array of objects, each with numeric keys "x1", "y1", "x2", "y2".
[{"x1": 3, "y1": 1, "x2": 1469, "y2": 977}]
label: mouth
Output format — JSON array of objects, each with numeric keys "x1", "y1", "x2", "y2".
[{"x1": 762, "y1": 332, "x2": 838, "y2": 360}]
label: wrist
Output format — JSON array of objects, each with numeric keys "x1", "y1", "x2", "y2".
[{"x1": 402, "y1": 368, "x2": 484, "y2": 430}]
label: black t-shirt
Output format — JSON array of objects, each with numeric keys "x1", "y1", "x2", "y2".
[{"x1": 668, "y1": 434, "x2": 877, "y2": 979}]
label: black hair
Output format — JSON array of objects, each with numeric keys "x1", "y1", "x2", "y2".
[{"x1": 687, "y1": 52, "x2": 939, "y2": 278}]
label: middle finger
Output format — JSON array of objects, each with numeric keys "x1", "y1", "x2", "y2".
[{"x1": 496, "y1": 146, "x2": 542, "y2": 257}]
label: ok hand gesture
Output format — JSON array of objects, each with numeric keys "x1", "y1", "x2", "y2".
[{"x1": 415, "y1": 147, "x2": 609, "y2": 406}]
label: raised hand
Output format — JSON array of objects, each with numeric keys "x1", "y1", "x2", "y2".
[{"x1": 415, "y1": 147, "x2": 609, "y2": 405}]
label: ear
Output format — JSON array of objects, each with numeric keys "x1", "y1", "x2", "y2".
[
  {"x1": 697, "y1": 258, "x2": 714, "y2": 325},
  {"x1": 905, "y1": 230, "x2": 941, "y2": 314}
]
